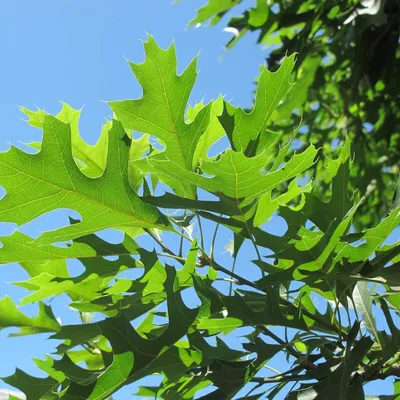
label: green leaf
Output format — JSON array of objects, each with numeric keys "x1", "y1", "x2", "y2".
[
  {"x1": 248, "y1": 0, "x2": 269, "y2": 27},
  {"x1": 3, "y1": 33, "x2": 400, "y2": 400},
  {"x1": 21, "y1": 103, "x2": 109, "y2": 179},
  {"x1": 337, "y1": 207, "x2": 400, "y2": 262},
  {"x1": 0, "y1": 117, "x2": 167, "y2": 245},
  {"x1": 196, "y1": 287, "x2": 308, "y2": 335},
  {"x1": 109, "y1": 35, "x2": 212, "y2": 198},
  {"x1": 205, "y1": 338, "x2": 280, "y2": 398},
  {"x1": 0, "y1": 296, "x2": 60, "y2": 336},
  {"x1": 146, "y1": 144, "x2": 317, "y2": 200},
  {"x1": 254, "y1": 178, "x2": 312, "y2": 226},
  {"x1": 67, "y1": 349, "x2": 107, "y2": 370},
  {"x1": 0, "y1": 231, "x2": 94, "y2": 265},
  {"x1": 50, "y1": 323, "x2": 103, "y2": 354},
  {"x1": 352, "y1": 282, "x2": 381, "y2": 348},
  {"x1": 191, "y1": 96, "x2": 225, "y2": 169},
  {"x1": 288, "y1": 324, "x2": 373, "y2": 399},
  {"x1": 14, "y1": 272, "x2": 107, "y2": 305},
  {"x1": 2, "y1": 369, "x2": 59, "y2": 400},
  {"x1": 128, "y1": 134, "x2": 151, "y2": 191},
  {"x1": 143, "y1": 192, "x2": 243, "y2": 215},
  {"x1": 188, "y1": 0, "x2": 241, "y2": 26},
  {"x1": 229, "y1": 54, "x2": 296, "y2": 150},
  {"x1": 59, "y1": 266, "x2": 199, "y2": 398}
]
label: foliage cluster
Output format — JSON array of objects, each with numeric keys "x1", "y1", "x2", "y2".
[
  {"x1": 0, "y1": 1, "x2": 400, "y2": 399},
  {"x1": 188, "y1": 0, "x2": 400, "y2": 229}
]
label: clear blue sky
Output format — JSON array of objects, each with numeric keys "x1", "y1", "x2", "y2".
[{"x1": 0, "y1": 1, "x2": 396, "y2": 399}]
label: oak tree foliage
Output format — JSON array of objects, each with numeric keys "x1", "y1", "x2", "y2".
[
  {"x1": 188, "y1": 0, "x2": 400, "y2": 230},
  {"x1": 0, "y1": 4, "x2": 399, "y2": 398}
]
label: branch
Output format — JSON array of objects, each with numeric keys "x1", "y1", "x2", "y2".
[
  {"x1": 145, "y1": 229, "x2": 185, "y2": 265},
  {"x1": 251, "y1": 364, "x2": 400, "y2": 386},
  {"x1": 149, "y1": 231, "x2": 348, "y2": 340},
  {"x1": 363, "y1": 364, "x2": 400, "y2": 381},
  {"x1": 252, "y1": 375, "x2": 305, "y2": 384},
  {"x1": 200, "y1": 254, "x2": 262, "y2": 291},
  {"x1": 200, "y1": 255, "x2": 348, "y2": 339}
]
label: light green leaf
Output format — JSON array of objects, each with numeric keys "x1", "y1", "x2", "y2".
[
  {"x1": 337, "y1": 207, "x2": 400, "y2": 262},
  {"x1": 191, "y1": 96, "x2": 225, "y2": 168},
  {"x1": 109, "y1": 35, "x2": 212, "y2": 198},
  {"x1": 0, "y1": 296, "x2": 60, "y2": 336},
  {"x1": 0, "y1": 231, "x2": 94, "y2": 265},
  {"x1": 188, "y1": 0, "x2": 241, "y2": 26},
  {"x1": 254, "y1": 178, "x2": 313, "y2": 226},
  {"x1": 248, "y1": 0, "x2": 269, "y2": 27},
  {"x1": 0, "y1": 117, "x2": 166, "y2": 245},
  {"x1": 14, "y1": 272, "x2": 107, "y2": 305},
  {"x1": 230, "y1": 54, "x2": 296, "y2": 150},
  {"x1": 21, "y1": 103, "x2": 110, "y2": 179},
  {"x1": 146, "y1": 144, "x2": 317, "y2": 200},
  {"x1": 128, "y1": 134, "x2": 150, "y2": 191}
]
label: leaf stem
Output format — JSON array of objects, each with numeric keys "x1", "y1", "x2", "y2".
[
  {"x1": 210, "y1": 219, "x2": 221, "y2": 260},
  {"x1": 201, "y1": 254, "x2": 262, "y2": 291},
  {"x1": 146, "y1": 229, "x2": 184, "y2": 265},
  {"x1": 229, "y1": 257, "x2": 238, "y2": 296},
  {"x1": 196, "y1": 214, "x2": 205, "y2": 251},
  {"x1": 251, "y1": 375, "x2": 306, "y2": 383},
  {"x1": 179, "y1": 210, "x2": 187, "y2": 257},
  {"x1": 258, "y1": 326, "x2": 302, "y2": 359},
  {"x1": 158, "y1": 253, "x2": 187, "y2": 264}
]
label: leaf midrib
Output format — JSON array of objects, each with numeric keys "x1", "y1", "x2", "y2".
[
  {"x1": 0, "y1": 159, "x2": 156, "y2": 228},
  {"x1": 151, "y1": 43, "x2": 189, "y2": 172}
]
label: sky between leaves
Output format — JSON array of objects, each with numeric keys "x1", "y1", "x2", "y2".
[{"x1": 0, "y1": 1, "x2": 398, "y2": 399}]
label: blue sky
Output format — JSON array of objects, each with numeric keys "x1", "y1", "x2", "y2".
[{"x1": 0, "y1": 1, "x2": 397, "y2": 399}]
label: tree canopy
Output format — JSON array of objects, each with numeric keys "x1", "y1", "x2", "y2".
[{"x1": 0, "y1": 2, "x2": 400, "y2": 399}]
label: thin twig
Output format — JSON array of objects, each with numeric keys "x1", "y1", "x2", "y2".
[
  {"x1": 252, "y1": 364, "x2": 400, "y2": 384},
  {"x1": 263, "y1": 365, "x2": 281, "y2": 375},
  {"x1": 252, "y1": 375, "x2": 305, "y2": 384},
  {"x1": 258, "y1": 326, "x2": 302, "y2": 359},
  {"x1": 146, "y1": 229, "x2": 184, "y2": 265},
  {"x1": 179, "y1": 210, "x2": 187, "y2": 257},
  {"x1": 196, "y1": 214, "x2": 205, "y2": 251},
  {"x1": 229, "y1": 257, "x2": 238, "y2": 296},
  {"x1": 202, "y1": 255, "x2": 262, "y2": 290},
  {"x1": 209, "y1": 219, "x2": 221, "y2": 260},
  {"x1": 158, "y1": 253, "x2": 188, "y2": 264}
]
